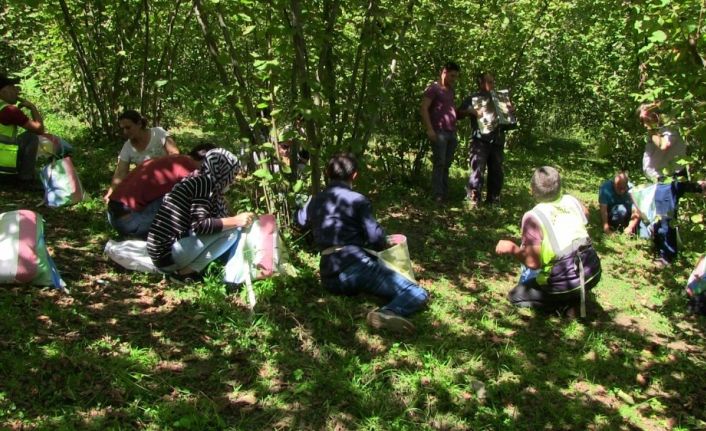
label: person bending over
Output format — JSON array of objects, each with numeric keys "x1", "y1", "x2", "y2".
[
  {"x1": 147, "y1": 148, "x2": 254, "y2": 278},
  {"x1": 107, "y1": 143, "x2": 215, "y2": 239}
]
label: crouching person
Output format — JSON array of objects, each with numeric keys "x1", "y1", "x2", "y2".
[
  {"x1": 495, "y1": 166, "x2": 601, "y2": 317},
  {"x1": 599, "y1": 170, "x2": 640, "y2": 235},
  {"x1": 108, "y1": 144, "x2": 215, "y2": 239},
  {"x1": 147, "y1": 148, "x2": 255, "y2": 280},
  {"x1": 297, "y1": 153, "x2": 429, "y2": 334}
]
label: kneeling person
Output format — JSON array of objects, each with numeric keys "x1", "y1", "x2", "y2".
[
  {"x1": 599, "y1": 170, "x2": 640, "y2": 235},
  {"x1": 296, "y1": 153, "x2": 429, "y2": 334},
  {"x1": 495, "y1": 166, "x2": 601, "y2": 315}
]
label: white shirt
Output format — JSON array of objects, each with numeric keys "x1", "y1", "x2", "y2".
[
  {"x1": 118, "y1": 127, "x2": 170, "y2": 165},
  {"x1": 642, "y1": 126, "x2": 686, "y2": 181}
]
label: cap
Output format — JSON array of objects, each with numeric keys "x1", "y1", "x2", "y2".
[{"x1": 0, "y1": 74, "x2": 20, "y2": 89}]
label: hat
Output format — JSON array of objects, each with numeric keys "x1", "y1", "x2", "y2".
[{"x1": 0, "y1": 74, "x2": 20, "y2": 89}]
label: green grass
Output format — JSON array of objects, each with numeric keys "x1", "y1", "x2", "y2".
[{"x1": 1, "y1": 130, "x2": 706, "y2": 430}]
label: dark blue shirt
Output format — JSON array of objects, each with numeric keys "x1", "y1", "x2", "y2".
[{"x1": 296, "y1": 181, "x2": 387, "y2": 277}]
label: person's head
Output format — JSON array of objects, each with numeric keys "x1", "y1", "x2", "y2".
[
  {"x1": 638, "y1": 103, "x2": 660, "y2": 129},
  {"x1": 0, "y1": 74, "x2": 21, "y2": 104},
  {"x1": 440, "y1": 62, "x2": 460, "y2": 88},
  {"x1": 326, "y1": 153, "x2": 358, "y2": 183},
  {"x1": 199, "y1": 148, "x2": 242, "y2": 194},
  {"x1": 530, "y1": 166, "x2": 562, "y2": 202},
  {"x1": 613, "y1": 171, "x2": 629, "y2": 196},
  {"x1": 477, "y1": 72, "x2": 495, "y2": 92},
  {"x1": 118, "y1": 110, "x2": 148, "y2": 140},
  {"x1": 188, "y1": 143, "x2": 217, "y2": 162}
]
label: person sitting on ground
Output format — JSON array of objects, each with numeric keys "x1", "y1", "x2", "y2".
[
  {"x1": 0, "y1": 73, "x2": 45, "y2": 189},
  {"x1": 638, "y1": 102, "x2": 686, "y2": 182},
  {"x1": 495, "y1": 166, "x2": 601, "y2": 316},
  {"x1": 296, "y1": 153, "x2": 429, "y2": 334},
  {"x1": 598, "y1": 170, "x2": 640, "y2": 235},
  {"x1": 107, "y1": 143, "x2": 215, "y2": 239},
  {"x1": 147, "y1": 148, "x2": 255, "y2": 278},
  {"x1": 104, "y1": 110, "x2": 180, "y2": 202}
]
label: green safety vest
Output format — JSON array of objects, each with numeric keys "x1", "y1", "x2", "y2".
[
  {"x1": 0, "y1": 100, "x2": 19, "y2": 170},
  {"x1": 529, "y1": 194, "x2": 590, "y2": 285}
]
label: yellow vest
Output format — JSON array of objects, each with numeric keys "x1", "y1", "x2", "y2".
[
  {"x1": 530, "y1": 195, "x2": 589, "y2": 284},
  {"x1": 0, "y1": 100, "x2": 19, "y2": 170}
]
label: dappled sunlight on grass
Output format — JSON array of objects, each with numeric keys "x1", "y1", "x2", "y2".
[{"x1": 1, "y1": 134, "x2": 705, "y2": 429}]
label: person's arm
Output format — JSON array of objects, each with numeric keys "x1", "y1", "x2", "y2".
[
  {"x1": 360, "y1": 199, "x2": 387, "y2": 250},
  {"x1": 625, "y1": 207, "x2": 640, "y2": 235},
  {"x1": 103, "y1": 160, "x2": 131, "y2": 202},
  {"x1": 164, "y1": 136, "x2": 179, "y2": 155},
  {"x1": 600, "y1": 203, "x2": 611, "y2": 234},
  {"x1": 420, "y1": 96, "x2": 437, "y2": 143},
  {"x1": 495, "y1": 240, "x2": 542, "y2": 269},
  {"x1": 220, "y1": 212, "x2": 255, "y2": 230},
  {"x1": 17, "y1": 98, "x2": 44, "y2": 134}
]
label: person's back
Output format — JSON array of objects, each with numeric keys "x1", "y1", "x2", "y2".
[
  {"x1": 301, "y1": 180, "x2": 387, "y2": 279},
  {"x1": 297, "y1": 153, "x2": 428, "y2": 333},
  {"x1": 110, "y1": 155, "x2": 198, "y2": 211}
]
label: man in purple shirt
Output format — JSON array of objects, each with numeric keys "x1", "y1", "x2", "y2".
[
  {"x1": 297, "y1": 153, "x2": 429, "y2": 334},
  {"x1": 420, "y1": 62, "x2": 460, "y2": 203}
]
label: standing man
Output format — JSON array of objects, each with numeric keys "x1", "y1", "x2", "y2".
[
  {"x1": 460, "y1": 72, "x2": 514, "y2": 207},
  {"x1": 0, "y1": 74, "x2": 44, "y2": 187},
  {"x1": 420, "y1": 62, "x2": 460, "y2": 204}
]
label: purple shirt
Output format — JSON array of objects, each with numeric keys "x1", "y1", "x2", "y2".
[{"x1": 423, "y1": 82, "x2": 457, "y2": 132}]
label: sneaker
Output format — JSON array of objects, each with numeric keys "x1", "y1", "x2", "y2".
[
  {"x1": 166, "y1": 272, "x2": 203, "y2": 285},
  {"x1": 653, "y1": 257, "x2": 670, "y2": 269},
  {"x1": 366, "y1": 309, "x2": 415, "y2": 334}
]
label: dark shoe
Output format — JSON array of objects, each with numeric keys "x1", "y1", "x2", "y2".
[
  {"x1": 366, "y1": 309, "x2": 415, "y2": 334},
  {"x1": 166, "y1": 272, "x2": 203, "y2": 285},
  {"x1": 653, "y1": 257, "x2": 670, "y2": 269}
]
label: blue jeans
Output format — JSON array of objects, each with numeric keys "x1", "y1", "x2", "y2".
[
  {"x1": 431, "y1": 130, "x2": 458, "y2": 199},
  {"x1": 608, "y1": 204, "x2": 630, "y2": 230},
  {"x1": 322, "y1": 255, "x2": 429, "y2": 316},
  {"x1": 159, "y1": 229, "x2": 241, "y2": 274},
  {"x1": 107, "y1": 197, "x2": 164, "y2": 239}
]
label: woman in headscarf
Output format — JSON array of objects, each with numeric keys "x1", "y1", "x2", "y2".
[{"x1": 147, "y1": 148, "x2": 255, "y2": 277}]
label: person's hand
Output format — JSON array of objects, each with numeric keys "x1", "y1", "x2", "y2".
[
  {"x1": 103, "y1": 189, "x2": 112, "y2": 204},
  {"x1": 623, "y1": 225, "x2": 634, "y2": 235},
  {"x1": 426, "y1": 129, "x2": 437, "y2": 143},
  {"x1": 233, "y1": 212, "x2": 256, "y2": 228},
  {"x1": 603, "y1": 224, "x2": 612, "y2": 235},
  {"x1": 495, "y1": 240, "x2": 517, "y2": 255},
  {"x1": 698, "y1": 180, "x2": 706, "y2": 196}
]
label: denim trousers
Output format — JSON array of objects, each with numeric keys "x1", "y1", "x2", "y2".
[
  {"x1": 323, "y1": 254, "x2": 429, "y2": 317},
  {"x1": 159, "y1": 229, "x2": 241, "y2": 274},
  {"x1": 430, "y1": 130, "x2": 458, "y2": 199},
  {"x1": 107, "y1": 197, "x2": 164, "y2": 239}
]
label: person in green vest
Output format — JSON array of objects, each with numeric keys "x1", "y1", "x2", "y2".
[
  {"x1": 495, "y1": 166, "x2": 601, "y2": 317},
  {"x1": 0, "y1": 74, "x2": 45, "y2": 187}
]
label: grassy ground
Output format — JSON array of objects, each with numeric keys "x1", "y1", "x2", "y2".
[{"x1": 1, "y1": 132, "x2": 705, "y2": 430}]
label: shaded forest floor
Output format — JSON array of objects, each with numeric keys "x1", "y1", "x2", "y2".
[{"x1": 1, "y1": 134, "x2": 706, "y2": 430}]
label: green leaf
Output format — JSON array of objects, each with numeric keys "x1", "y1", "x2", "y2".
[
  {"x1": 155, "y1": 80, "x2": 168, "y2": 87},
  {"x1": 648, "y1": 30, "x2": 667, "y2": 43}
]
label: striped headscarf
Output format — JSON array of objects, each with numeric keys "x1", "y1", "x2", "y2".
[{"x1": 196, "y1": 148, "x2": 241, "y2": 216}]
